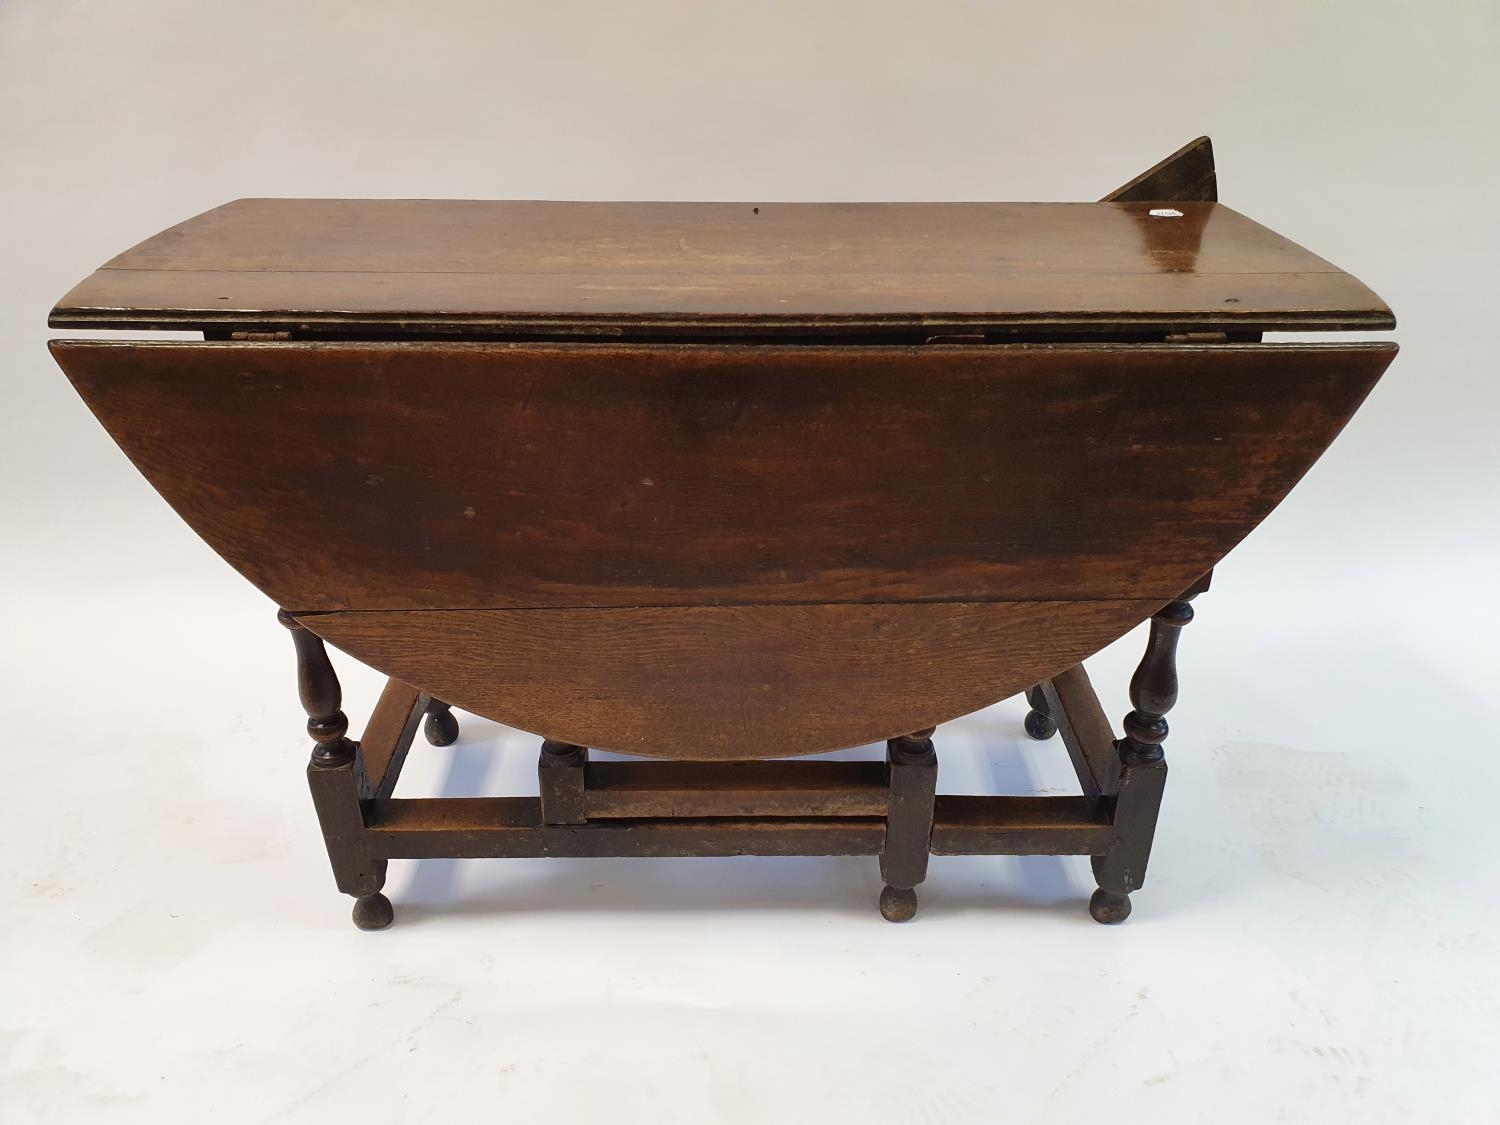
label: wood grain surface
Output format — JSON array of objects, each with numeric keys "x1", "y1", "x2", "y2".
[
  {"x1": 52, "y1": 340, "x2": 1396, "y2": 612},
  {"x1": 49, "y1": 165, "x2": 1402, "y2": 915},
  {"x1": 929, "y1": 795, "x2": 1114, "y2": 855},
  {"x1": 49, "y1": 199, "x2": 1393, "y2": 336},
  {"x1": 355, "y1": 679, "x2": 427, "y2": 801},
  {"x1": 582, "y1": 760, "x2": 892, "y2": 817},
  {"x1": 1103, "y1": 136, "x2": 1218, "y2": 204},
  {"x1": 364, "y1": 797, "x2": 889, "y2": 859},
  {"x1": 299, "y1": 600, "x2": 1166, "y2": 758}
]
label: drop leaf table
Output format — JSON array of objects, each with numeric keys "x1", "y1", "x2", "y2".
[{"x1": 50, "y1": 138, "x2": 1396, "y2": 929}]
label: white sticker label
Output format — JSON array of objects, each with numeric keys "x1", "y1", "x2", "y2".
[{"x1": 1149, "y1": 208, "x2": 1185, "y2": 218}]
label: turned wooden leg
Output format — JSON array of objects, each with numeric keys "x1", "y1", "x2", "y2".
[
  {"x1": 424, "y1": 698, "x2": 459, "y2": 746},
  {"x1": 879, "y1": 727, "x2": 938, "y2": 922},
  {"x1": 1023, "y1": 684, "x2": 1057, "y2": 740},
  {"x1": 279, "y1": 610, "x2": 391, "y2": 930},
  {"x1": 1090, "y1": 599, "x2": 1193, "y2": 924}
]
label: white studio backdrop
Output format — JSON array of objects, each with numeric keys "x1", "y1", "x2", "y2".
[{"x1": 2, "y1": 2, "x2": 1498, "y2": 1122}]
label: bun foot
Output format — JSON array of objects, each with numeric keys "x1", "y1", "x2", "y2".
[
  {"x1": 1089, "y1": 887, "x2": 1132, "y2": 924},
  {"x1": 352, "y1": 892, "x2": 394, "y2": 930},
  {"x1": 879, "y1": 885, "x2": 919, "y2": 923},
  {"x1": 1023, "y1": 708, "x2": 1057, "y2": 740},
  {"x1": 424, "y1": 702, "x2": 459, "y2": 747}
]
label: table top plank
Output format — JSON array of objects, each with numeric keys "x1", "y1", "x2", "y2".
[{"x1": 52, "y1": 199, "x2": 1394, "y2": 335}]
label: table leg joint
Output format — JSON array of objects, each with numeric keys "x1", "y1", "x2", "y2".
[{"x1": 539, "y1": 740, "x2": 589, "y2": 825}]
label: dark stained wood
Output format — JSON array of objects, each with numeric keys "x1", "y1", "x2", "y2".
[
  {"x1": 1103, "y1": 136, "x2": 1218, "y2": 204},
  {"x1": 1179, "y1": 568, "x2": 1214, "y2": 599},
  {"x1": 538, "y1": 741, "x2": 589, "y2": 825},
  {"x1": 1090, "y1": 599, "x2": 1195, "y2": 923},
  {"x1": 350, "y1": 892, "x2": 394, "y2": 930},
  {"x1": 282, "y1": 609, "x2": 393, "y2": 926},
  {"x1": 584, "y1": 760, "x2": 891, "y2": 818},
  {"x1": 930, "y1": 796, "x2": 1114, "y2": 856},
  {"x1": 278, "y1": 609, "x2": 354, "y2": 767},
  {"x1": 423, "y1": 698, "x2": 458, "y2": 746},
  {"x1": 305, "y1": 755, "x2": 386, "y2": 897},
  {"x1": 1023, "y1": 684, "x2": 1057, "y2": 740},
  {"x1": 53, "y1": 159, "x2": 1398, "y2": 926},
  {"x1": 299, "y1": 601, "x2": 1164, "y2": 759},
  {"x1": 50, "y1": 198, "x2": 1391, "y2": 337},
  {"x1": 879, "y1": 732, "x2": 939, "y2": 920},
  {"x1": 1121, "y1": 600, "x2": 1194, "y2": 768},
  {"x1": 1041, "y1": 664, "x2": 1121, "y2": 798},
  {"x1": 1089, "y1": 753, "x2": 1168, "y2": 925},
  {"x1": 364, "y1": 797, "x2": 887, "y2": 859},
  {"x1": 53, "y1": 341, "x2": 1397, "y2": 612},
  {"x1": 355, "y1": 678, "x2": 427, "y2": 801}
]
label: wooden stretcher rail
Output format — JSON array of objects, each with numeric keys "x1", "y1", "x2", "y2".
[
  {"x1": 583, "y1": 760, "x2": 892, "y2": 818},
  {"x1": 365, "y1": 797, "x2": 889, "y2": 858},
  {"x1": 930, "y1": 795, "x2": 1114, "y2": 855},
  {"x1": 362, "y1": 793, "x2": 1118, "y2": 860}
]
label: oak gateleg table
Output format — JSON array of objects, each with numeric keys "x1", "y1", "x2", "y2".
[{"x1": 50, "y1": 137, "x2": 1397, "y2": 929}]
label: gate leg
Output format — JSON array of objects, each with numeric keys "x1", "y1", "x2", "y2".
[
  {"x1": 879, "y1": 728, "x2": 938, "y2": 922},
  {"x1": 1090, "y1": 599, "x2": 1194, "y2": 924},
  {"x1": 279, "y1": 610, "x2": 391, "y2": 930}
]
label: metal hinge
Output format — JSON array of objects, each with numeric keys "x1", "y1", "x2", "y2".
[
  {"x1": 229, "y1": 330, "x2": 292, "y2": 341},
  {"x1": 1164, "y1": 331, "x2": 1228, "y2": 344}
]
